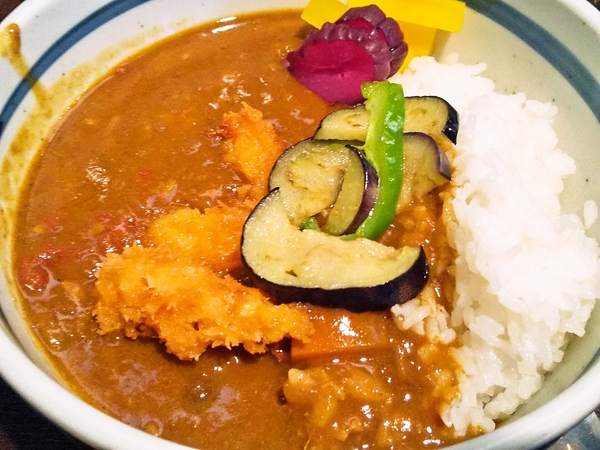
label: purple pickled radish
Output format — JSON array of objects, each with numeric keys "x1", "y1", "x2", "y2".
[
  {"x1": 339, "y1": 5, "x2": 387, "y2": 25},
  {"x1": 338, "y1": 4, "x2": 405, "y2": 49},
  {"x1": 283, "y1": 5, "x2": 408, "y2": 105},
  {"x1": 283, "y1": 38, "x2": 376, "y2": 105}
]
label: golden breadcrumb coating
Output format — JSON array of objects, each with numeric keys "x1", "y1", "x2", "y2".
[
  {"x1": 221, "y1": 102, "x2": 284, "y2": 200},
  {"x1": 146, "y1": 204, "x2": 247, "y2": 273},
  {"x1": 93, "y1": 105, "x2": 313, "y2": 360},
  {"x1": 94, "y1": 241, "x2": 313, "y2": 360}
]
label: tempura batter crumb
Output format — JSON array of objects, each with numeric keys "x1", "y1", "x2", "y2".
[
  {"x1": 93, "y1": 105, "x2": 313, "y2": 360},
  {"x1": 94, "y1": 239, "x2": 314, "y2": 360},
  {"x1": 146, "y1": 204, "x2": 247, "y2": 273},
  {"x1": 220, "y1": 102, "x2": 284, "y2": 200}
]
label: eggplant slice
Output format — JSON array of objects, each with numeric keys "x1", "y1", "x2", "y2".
[
  {"x1": 314, "y1": 95, "x2": 459, "y2": 144},
  {"x1": 269, "y1": 139, "x2": 378, "y2": 234},
  {"x1": 240, "y1": 92, "x2": 452, "y2": 312},
  {"x1": 313, "y1": 103, "x2": 453, "y2": 212},
  {"x1": 398, "y1": 132, "x2": 452, "y2": 211},
  {"x1": 322, "y1": 146, "x2": 378, "y2": 235},
  {"x1": 268, "y1": 139, "x2": 350, "y2": 226},
  {"x1": 314, "y1": 105, "x2": 370, "y2": 141},
  {"x1": 241, "y1": 189, "x2": 428, "y2": 312}
]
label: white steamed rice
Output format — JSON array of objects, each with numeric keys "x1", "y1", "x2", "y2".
[{"x1": 389, "y1": 56, "x2": 600, "y2": 435}]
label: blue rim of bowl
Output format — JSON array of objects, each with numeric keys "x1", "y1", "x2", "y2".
[
  {"x1": 0, "y1": 0, "x2": 150, "y2": 138},
  {"x1": 466, "y1": 0, "x2": 600, "y2": 123},
  {"x1": 0, "y1": 0, "x2": 599, "y2": 142}
]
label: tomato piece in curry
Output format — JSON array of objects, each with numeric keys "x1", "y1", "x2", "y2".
[{"x1": 12, "y1": 10, "x2": 475, "y2": 450}]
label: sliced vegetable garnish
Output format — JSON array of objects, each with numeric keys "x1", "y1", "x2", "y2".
[
  {"x1": 353, "y1": 80, "x2": 405, "y2": 240},
  {"x1": 313, "y1": 101, "x2": 453, "y2": 213},
  {"x1": 300, "y1": 0, "x2": 465, "y2": 71},
  {"x1": 397, "y1": 132, "x2": 451, "y2": 211},
  {"x1": 349, "y1": 0, "x2": 465, "y2": 33},
  {"x1": 268, "y1": 139, "x2": 364, "y2": 226},
  {"x1": 301, "y1": 0, "x2": 348, "y2": 28},
  {"x1": 302, "y1": 0, "x2": 465, "y2": 32},
  {"x1": 241, "y1": 190, "x2": 428, "y2": 312},
  {"x1": 283, "y1": 5, "x2": 407, "y2": 104},
  {"x1": 314, "y1": 95, "x2": 459, "y2": 145},
  {"x1": 240, "y1": 82, "x2": 444, "y2": 312},
  {"x1": 268, "y1": 139, "x2": 379, "y2": 236}
]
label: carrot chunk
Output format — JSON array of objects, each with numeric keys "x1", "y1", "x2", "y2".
[{"x1": 291, "y1": 305, "x2": 394, "y2": 361}]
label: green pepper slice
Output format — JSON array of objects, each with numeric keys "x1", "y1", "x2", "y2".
[{"x1": 354, "y1": 81, "x2": 405, "y2": 240}]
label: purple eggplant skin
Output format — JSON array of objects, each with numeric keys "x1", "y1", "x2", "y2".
[
  {"x1": 341, "y1": 146, "x2": 379, "y2": 234},
  {"x1": 435, "y1": 139, "x2": 452, "y2": 180},
  {"x1": 405, "y1": 96, "x2": 459, "y2": 144},
  {"x1": 244, "y1": 245, "x2": 428, "y2": 312},
  {"x1": 323, "y1": 145, "x2": 378, "y2": 236},
  {"x1": 397, "y1": 132, "x2": 451, "y2": 211},
  {"x1": 241, "y1": 189, "x2": 429, "y2": 313},
  {"x1": 442, "y1": 103, "x2": 459, "y2": 144},
  {"x1": 406, "y1": 132, "x2": 451, "y2": 181}
]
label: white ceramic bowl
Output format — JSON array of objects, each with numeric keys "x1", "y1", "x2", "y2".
[{"x1": 0, "y1": 0, "x2": 599, "y2": 449}]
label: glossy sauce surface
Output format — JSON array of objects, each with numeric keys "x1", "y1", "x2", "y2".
[{"x1": 13, "y1": 10, "x2": 471, "y2": 449}]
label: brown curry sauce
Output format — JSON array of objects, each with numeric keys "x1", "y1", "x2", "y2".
[{"x1": 12, "y1": 10, "x2": 473, "y2": 449}]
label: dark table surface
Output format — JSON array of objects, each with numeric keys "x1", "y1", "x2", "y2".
[
  {"x1": 2, "y1": 0, "x2": 600, "y2": 449},
  {"x1": 0, "y1": 0, "x2": 22, "y2": 20},
  {"x1": 0, "y1": 377, "x2": 92, "y2": 450}
]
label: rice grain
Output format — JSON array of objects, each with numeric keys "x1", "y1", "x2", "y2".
[{"x1": 389, "y1": 56, "x2": 600, "y2": 435}]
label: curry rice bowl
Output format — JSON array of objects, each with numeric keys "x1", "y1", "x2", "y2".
[
  {"x1": 391, "y1": 56, "x2": 600, "y2": 435},
  {"x1": 1, "y1": 2, "x2": 600, "y2": 448}
]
